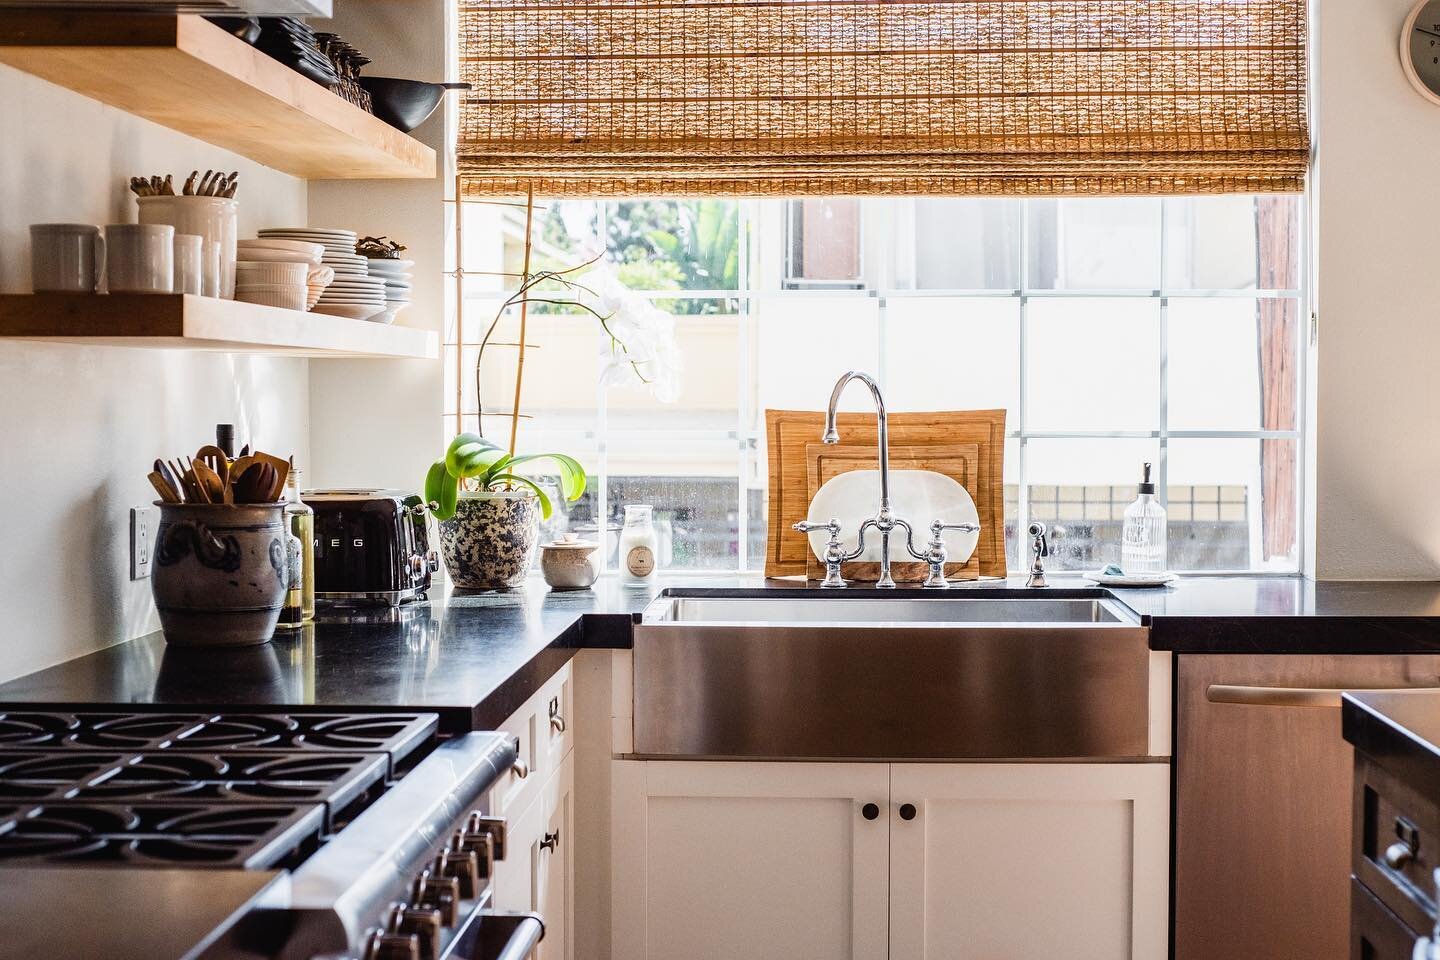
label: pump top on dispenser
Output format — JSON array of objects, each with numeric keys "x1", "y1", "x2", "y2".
[{"x1": 1120, "y1": 462, "x2": 1167, "y2": 574}]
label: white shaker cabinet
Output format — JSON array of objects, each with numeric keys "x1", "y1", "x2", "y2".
[
  {"x1": 887, "y1": 763, "x2": 1170, "y2": 960},
  {"x1": 488, "y1": 661, "x2": 576, "y2": 960},
  {"x1": 611, "y1": 760, "x2": 1169, "y2": 960},
  {"x1": 611, "y1": 760, "x2": 892, "y2": 960}
]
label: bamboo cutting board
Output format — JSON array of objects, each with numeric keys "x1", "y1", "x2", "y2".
[{"x1": 765, "y1": 408, "x2": 1007, "y2": 581}]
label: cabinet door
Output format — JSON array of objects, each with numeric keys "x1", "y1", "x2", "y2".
[
  {"x1": 889, "y1": 763, "x2": 1169, "y2": 960},
  {"x1": 493, "y1": 788, "x2": 544, "y2": 915},
  {"x1": 536, "y1": 752, "x2": 574, "y2": 960},
  {"x1": 612, "y1": 760, "x2": 890, "y2": 960}
]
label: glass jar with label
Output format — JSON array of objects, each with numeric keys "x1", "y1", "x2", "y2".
[{"x1": 619, "y1": 504, "x2": 658, "y2": 583}]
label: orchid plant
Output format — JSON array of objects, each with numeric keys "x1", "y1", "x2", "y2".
[{"x1": 426, "y1": 191, "x2": 676, "y2": 524}]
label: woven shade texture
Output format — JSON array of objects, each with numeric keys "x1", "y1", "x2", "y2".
[{"x1": 456, "y1": 0, "x2": 1309, "y2": 197}]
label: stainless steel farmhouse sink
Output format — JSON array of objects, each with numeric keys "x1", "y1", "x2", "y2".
[{"x1": 632, "y1": 588, "x2": 1155, "y2": 761}]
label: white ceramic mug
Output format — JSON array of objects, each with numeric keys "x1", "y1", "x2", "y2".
[
  {"x1": 105, "y1": 223, "x2": 174, "y2": 294},
  {"x1": 136, "y1": 195, "x2": 238, "y2": 298},
  {"x1": 30, "y1": 223, "x2": 103, "y2": 293},
  {"x1": 173, "y1": 233, "x2": 204, "y2": 296}
]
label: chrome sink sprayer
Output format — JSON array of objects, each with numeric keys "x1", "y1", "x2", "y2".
[{"x1": 792, "y1": 371, "x2": 980, "y2": 589}]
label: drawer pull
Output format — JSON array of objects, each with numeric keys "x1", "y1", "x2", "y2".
[
  {"x1": 1207, "y1": 684, "x2": 1440, "y2": 708},
  {"x1": 1385, "y1": 840, "x2": 1416, "y2": 870},
  {"x1": 540, "y1": 830, "x2": 560, "y2": 853},
  {"x1": 548, "y1": 696, "x2": 566, "y2": 734},
  {"x1": 511, "y1": 757, "x2": 529, "y2": 780}
]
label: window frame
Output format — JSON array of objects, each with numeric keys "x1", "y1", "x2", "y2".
[{"x1": 443, "y1": 194, "x2": 1310, "y2": 576}]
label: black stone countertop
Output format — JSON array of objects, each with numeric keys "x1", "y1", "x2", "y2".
[
  {"x1": 1344, "y1": 690, "x2": 1440, "y2": 798},
  {"x1": 4, "y1": 575, "x2": 1440, "y2": 730}
]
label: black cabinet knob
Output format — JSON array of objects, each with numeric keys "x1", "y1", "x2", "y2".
[
  {"x1": 899, "y1": 803, "x2": 917, "y2": 821},
  {"x1": 861, "y1": 802, "x2": 880, "y2": 821}
]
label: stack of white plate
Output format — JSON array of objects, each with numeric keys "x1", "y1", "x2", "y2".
[
  {"x1": 256, "y1": 227, "x2": 384, "y2": 321},
  {"x1": 363, "y1": 258, "x2": 413, "y2": 324}
]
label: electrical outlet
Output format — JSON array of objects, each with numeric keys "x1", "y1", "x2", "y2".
[{"x1": 130, "y1": 505, "x2": 158, "y2": 581}]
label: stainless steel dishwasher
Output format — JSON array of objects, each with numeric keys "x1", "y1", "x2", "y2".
[{"x1": 1174, "y1": 653, "x2": 1440, "y2": 960}]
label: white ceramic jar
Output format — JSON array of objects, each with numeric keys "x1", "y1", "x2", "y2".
[
  {"x1": 29, "y1": 223, "x2": 103, "y2": 293},
  {"x1": 137, "y1": 195, "x2": 238, "y2": 298},
  {"x1": 104, "y1": 223, "x2": 173, "y2": 293},
  {"x1": 619, "y1": 504, "x2": 658, "y2": 583}
]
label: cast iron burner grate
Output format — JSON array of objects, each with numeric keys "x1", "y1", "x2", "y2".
[
  {"x1": 0, "y1": 801, "x2": 325, "y2": 869},
  {"x1": 0, "y1": 712, "x2": 437, "y2": 773},
  {"x1": 0, "y1": 751, "x2": 388, "y2": 830}
]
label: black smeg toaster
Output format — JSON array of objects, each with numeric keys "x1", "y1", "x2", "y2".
[{"x1": 304, "y1": 489, "x2": 438, "y2": 606}]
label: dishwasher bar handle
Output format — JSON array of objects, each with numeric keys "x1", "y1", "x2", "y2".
[{"x1": 1207, "y1": 684, "x2": 1440, "y2": 708}]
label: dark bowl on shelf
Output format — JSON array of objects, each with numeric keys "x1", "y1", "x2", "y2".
[
  {"x1": 206, "y1": 16, "x2": 262, "y2": 44},
  {"x1": 358, "y1": 77, "x2": 472, "y2": 132}
]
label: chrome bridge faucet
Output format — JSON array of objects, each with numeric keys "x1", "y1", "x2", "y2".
[{"x1": 792, "y1": 371, "x2": 980, "y2": 589}]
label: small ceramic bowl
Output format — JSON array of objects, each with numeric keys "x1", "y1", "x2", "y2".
[{"x1": 539, "y1": 535, "x2": 599, "y2": 590}]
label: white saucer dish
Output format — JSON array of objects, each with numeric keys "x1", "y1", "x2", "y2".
[
  {"x1": 805, "y1": 469, "x2": 980, "y2": 566},
  {"x1": 312, "y1": 302, "x2": 385, "y2": 320},
  {"x1": 1087, "y1": 571, "x2": 1179, "y2": 587}
]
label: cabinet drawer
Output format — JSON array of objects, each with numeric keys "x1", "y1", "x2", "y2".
[
  {"x1": 1352, "y1": 878, "x2": 1424, "y2": 960},
  {"x1": 542, "y1": 663, "x2": 574, "y2": 774},
  {"x1": 1354, "y1": 753, "x2": 1440, "y2": 934},
  {"x1": 490, "y1": 661, "x2": 575, "y2": 817}
]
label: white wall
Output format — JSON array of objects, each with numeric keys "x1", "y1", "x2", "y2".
[
  {"x1": 0, "y1": 65, "x2": 310, "y2": 681},
  {"x1": 307, "y1": 0, "x2": 448, "y2": 492},
  {"x1": 1314, "y1": 0, "x2": 1440, "y2": 578}
]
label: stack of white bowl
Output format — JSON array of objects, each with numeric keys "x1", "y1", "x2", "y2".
[
  {"x1": 257, "y1": 227, "x2": 384, "y2": 321},
  {"x1": 235, "y1": 237, "x2": 332, "y2": 311},
  {"x1": 363, "y1": 257, "x2": 413, "y2": 324}
]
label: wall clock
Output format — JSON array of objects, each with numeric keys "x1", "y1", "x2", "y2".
[{"x1": 1402, "y1": 0, "x2": 1440, "y2": 104}]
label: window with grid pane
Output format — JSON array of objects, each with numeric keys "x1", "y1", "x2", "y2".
[{"x1": 445, "y1": 194, "x2": 1303, "y2": 574}]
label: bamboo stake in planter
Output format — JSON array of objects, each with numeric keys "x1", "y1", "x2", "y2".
[{"x1": 508, "y1": 184, "x2": 534, "y2": 462}]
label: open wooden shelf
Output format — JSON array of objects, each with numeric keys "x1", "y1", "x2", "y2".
[
  {"x1": 0, "y1": 294, "x2": 440, "y2": 359},
  {"x1": 0, "y1": 14, "x2": 436, "y2": 180}
]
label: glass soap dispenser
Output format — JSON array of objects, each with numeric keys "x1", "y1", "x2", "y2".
[{"x1": 1121, "y1": 462, "x2": 1167, "y2": 574}]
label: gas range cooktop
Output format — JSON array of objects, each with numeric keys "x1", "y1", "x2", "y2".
[{"x1": 0, "y1": 711, "x2": 439, "y2": 870}]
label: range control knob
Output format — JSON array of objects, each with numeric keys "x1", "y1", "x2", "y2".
[
  {"x1": 410, "y1": 870, "x2": 461, "y2": 926},
  {"x1": 386, "y1": 904, "x2": 443, "y2": 960},
  {"x1": 465, "y1": 813, "x2": 509, "y2": 862},
  {"x1": 432, "y1": 849, "x2": 480, "y2": 898},
  {"x1": 450, "y1": 828, "x2": 495, "y2": 879},
  {"x1": 362, "y1": 931, "x2": 420, "y2": 960}
]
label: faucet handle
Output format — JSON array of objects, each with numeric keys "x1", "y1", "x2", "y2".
[
  {"x1": 930, "y1": 519, "x2": 981, "y2": 539},
  {"x1": 793, "y1": 518, "x2": 847, "y2": 588},
  {"x1": 920, "y1": 519, "x2": 981, "y2": 589}
]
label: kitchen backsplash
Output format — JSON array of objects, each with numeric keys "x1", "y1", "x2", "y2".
[{"x1": 0, "y1": 64, "x2": 311, "y2": 682}]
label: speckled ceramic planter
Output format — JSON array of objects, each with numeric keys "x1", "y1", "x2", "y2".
[
  {"x1": 438, "y1": 492, "x2": 541, "y2": 590},
  {"x1": 151, "y1": 502, "x2": 288, "y2": 647}
]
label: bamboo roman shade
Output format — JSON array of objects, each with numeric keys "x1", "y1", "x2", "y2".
[{"x1": 455, "y1": 0, "x2": 1309, "y2": 197}]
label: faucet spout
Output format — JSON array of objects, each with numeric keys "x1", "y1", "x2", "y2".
[
  {"x1": 824, "y1": 371, "x2": 891, "y2": 516},
  {"x1": 823, "y1": 370, "x2": 895, "y2": 585}
]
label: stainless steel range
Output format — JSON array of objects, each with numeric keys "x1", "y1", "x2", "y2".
[{"x1": 0, "y1": 710, "x2": 536, "y2": 960}]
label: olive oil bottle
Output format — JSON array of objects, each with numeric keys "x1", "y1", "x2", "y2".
[{"x1": 278, "y1": 462, "x2": 315, "y2": 626}]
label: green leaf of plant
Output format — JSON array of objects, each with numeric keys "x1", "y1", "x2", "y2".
[
  {"x1": 446, "y1": 432, "x2": 505, "y2": 478},
  {"x1": 425, "y1": 459, "x2": 459, "y2": 521},
  {"x1": 482, "y1": 453, "x2": 515, "y2": 486},
  {"x1": 488, "y1": 473, "x2": 554, "y2": 520},
  {"x1": 506, "y1": 453, "x2": 587, "y2": 501}
]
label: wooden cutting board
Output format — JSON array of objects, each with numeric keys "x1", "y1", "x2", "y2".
[{"x1": 765, "y1": 408, "x2": 1007, "y2": 581}]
